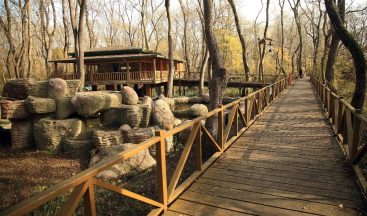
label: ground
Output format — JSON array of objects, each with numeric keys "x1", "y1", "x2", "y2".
[{"x1": 0, "y1": 147, "x2": 87, "y2": 211}]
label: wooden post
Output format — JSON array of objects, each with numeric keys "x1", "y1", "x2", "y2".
[
  {"x1": 244, "y1": 98, "x2": 249, "y2": 126},
  {"x1": 153, "y1": 59, "x2": 157, "y2": 83},
  {"x1": 350, "y1": 110, "x2": 361, "y2": 162},
  {"x1": 218, "y1": 105, "x2": 224, "y2": 150},
  {"x1": 234, "y1": 105, "x2": 238, "y2": 136},
  {"x1": 164, "y1": 83, "x2": 168, "y2": 97},
  {"x1": 127, "y1": 61, "x2": 130, "y2": 84},
  {"x1": 145, "y1": 84, "x2": 152, "y2": 97},
  {"x1": 155, "y1": 130, "x2": 168, "y2": 210},
  {"x1": 83, "y1": 180, "x2": 96, "y2": 216},
  {"x1": 194, "y1": 125, "x2": 202, "y2": 171},
  {"x1": 160, "y1": 60, "x2": 163, "y2": 82}
]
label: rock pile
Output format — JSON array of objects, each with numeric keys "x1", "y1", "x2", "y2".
[{"x1": 1, "y1": 78, "x2": 187, "y2": 179}]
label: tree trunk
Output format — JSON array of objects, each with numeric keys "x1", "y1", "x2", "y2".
[
  {"x1": 325, "y1": 0, "x2": 345, "y2": 87},
  {"x1": 26, "y1": 0, "x2": 32, "y2": 78},
  {"x1": 325, "y1": 34, "x2": 339, "y2": 85},
  {"x1": 321, "y1": 11, "x2": 331, "y2": 83},
  {"x1": 259, "y1": 0, "x2": 270, "y2": 83},
  {"x1": 228, "y1": 0, "x2": 250, "y2": 81},
  {"x1": 325, "y1": 0, "x2": 366, "y2": 109},
  {"x1": 279, "y1": 0, "x2": 286, "y2": 76},
  {"x1": 165, "y1": 0, "x2": 174, "y2": 98},
  {"x1": 179, "y1": 0, "x2": 191, "y2": 76},
  {"x1": 203, "y1": 0, "x2": 228, "y2": 136},
  {"x1": 199, "y1": 48, "x2": 209, "y2": 96}
]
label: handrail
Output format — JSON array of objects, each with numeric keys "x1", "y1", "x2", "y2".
[
  {"x1": 310, "y1": 75, "x2": 367, "y2": 193},
  {"x1": 1, "y1": 76, "x2": 291, "y2": 216}
]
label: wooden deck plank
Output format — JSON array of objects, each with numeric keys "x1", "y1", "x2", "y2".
[
  {"x1": 195, "y1": 178, "x2": 362, "y2": 209},
  {"x1": 166, "y1": 199, "x2": 253, "y2": 216},
  {"x1": 187, "y1": 183, "x2": 358, "y2": 216},
  {"x1": 180, "y1": 191, "x2": 317, "y2": 216},
  {"x1": 165, "y1": 79, "x2": 367, "y2": 215}
]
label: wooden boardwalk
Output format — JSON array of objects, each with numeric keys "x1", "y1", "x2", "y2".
[{"x1": 164, "y1": 79, "x2": 367, "y2": 216}]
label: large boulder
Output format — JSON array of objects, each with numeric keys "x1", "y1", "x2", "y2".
[
  {"x1": 174, "y1": 118, "x2": 182, "y2": 127},
  {"x1": 34, "y1": 118, "x2": 86, "y2": 152},
  {"x1": 158, "y1": 94, "x2": 175, "y2": 111},
  {"x1": 122, "y1": 127, "x2": 155, "y2": 144},
  {"x1": 152, "y1": 99, "x2": 175, "y2": 130},
  {"x1": 48, "y1": 78, "x2": 69, "y2": 99},
  {"x1": 30, "y1": 81, "x2": 49, "y2": 98},
  {"x1": 189, "y1": 104, "x2": 208, "y2": 116},
  {"x1": 174, "y1": 104, "x2": 208, "y2": 118},
  {"x1": 55, "y1": 97, "x2": 76, "y2": 119},
  {"x1": 71, "y1": 92, "x2": 109, "y2": 117},
  {"x1": 2, "y1": 79, "x2": 37, "y2": 100},
  {"x1": 100, "y1": 105, "x2": 141, "y2": 128},
  {"x1": 63, "y1": 138, "x2": 94, "y2": 158},
  {"x1": 142, "y1": 96, "x2": 153, "y2": 107},
  {"x1": 121, "y1": 86, "x2": 139, "y2": 105},
  {"x1": 92, "y1": 130, "x2": 122, "y2": 150},
  {"x1": 138, "y1": 104, "x2": 152, "y2": 128},
  {"x1": 89, "y1": 143, "x2": 156, "y2": 179},
  {"x1": 0, "y1": 100, "x2": 30, "y2": 119},
  {"x1": 11, "y1": 120, "x2": 34, "y2": 149},
  {"x1": 106, "y1": 92, "x2": 122, "y2": 108},
  {"x1": 65, "y1": 80, "x2": 80, "y2": 96},
  {"x1": 25, "y1": 96, "x2": 56, "y2": 114}
]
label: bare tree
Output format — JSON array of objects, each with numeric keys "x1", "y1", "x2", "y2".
[
  {"x1": 325, "y1": 0, "x2": 366, "y2": 109},
  {"x1": 288, "y1": 0, "x2": 302, "y2": 73},
  {"x1": 302, "y1": 1, "x2": 322, "y2": 75},
  {"x1": 179, "y1": 0, "x2": 191, "y2": 75},
  {"x1": 119, "y1": 1, "x2": 139, "y2": 47},
  {"x1": 1, "y1": 0, "x2": 20, "y2": 78},
  {"x1": 278, "y1": 0, "x2": 286, "y2": 76},
  {"x1": 204, "y1": 0, "x2": 229, "y2": 134},
  {"x1": 320, "y1": 11, "x2": 331, "y2": 82},
  {"x1": 61, "y1": 0, "x2": 70, "y2": 58},
  {"x1": 68, "y1": 0, "x2": 87, "y2": 90},
  {"x1": 325, "y1": 0, "x2": 345, "y2": 87},
  {"x1": 26, "y1": 0, "x2": 32, "y2": 77},
  {"x1": 39, "y1": 0, "x2": 57, "y2": 75},
  {"x1": 258, "y1": 0, "x2": 270, "y2": 83},
  {"x1": 228, "y1": 0, "x2": 250, "y2": 81},
  {"x1": 165, "y1": 0, "x2": 174, "y2": 98}
]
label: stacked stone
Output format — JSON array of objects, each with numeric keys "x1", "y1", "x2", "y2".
[{"x1": 0, "y1": 78, "x2": 82, "y2": 150}]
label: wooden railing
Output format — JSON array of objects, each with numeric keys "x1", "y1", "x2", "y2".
[
  {"x1": 1, "y1": 77, "x2": 290, "y2": 216},
  {"x1": 173, "y1": 71, "x2": 285, "y2": 83},
  {"x1": 311, "y1": 76, "x2": 367, "y2": 192},
  {"x1": 60, "y1": 71, "x2": 165, "y2": 83}
]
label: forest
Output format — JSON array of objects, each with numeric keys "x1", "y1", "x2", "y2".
[
  {"x1": 0, "y1": 0, "x2": 366, "y2": 107},
  {"x1": 0, "y1": 0, "x2": 367, "y2": 215}
]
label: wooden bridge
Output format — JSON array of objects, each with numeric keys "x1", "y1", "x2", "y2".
[{"x1": 2, "y1": 77, "x2": 367, "y2": 215}]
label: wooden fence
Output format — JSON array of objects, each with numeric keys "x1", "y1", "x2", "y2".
[
  {"x1": 311, "y1": 76, "x2": 367, "y2": 193},
  {"x1": 1, "y1": 78, "x2": 290, "y2": 216}
]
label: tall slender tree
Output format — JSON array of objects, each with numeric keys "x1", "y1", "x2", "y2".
[
  {"x1": 227, "y1": 0, "x2": 250, "y2": 81},
  {"x1": 203, "y1": 0, "x2": 229, "y2": 134},
  {"x1": 325, "y1": 0, "x2": 345, "y2": 87},
  {"x1": 165, "y1": 0, "x2": 174, "y2": 98},
  {"x1": 68, "y1": 0, "x2": 87, "y2": 90}
]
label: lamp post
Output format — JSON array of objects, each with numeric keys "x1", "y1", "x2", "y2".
[{"x1": 258, "y1": 38, "x2": 274, "y2": 82}]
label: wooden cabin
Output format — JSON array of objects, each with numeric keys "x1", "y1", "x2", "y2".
[{"x1": 51, "y1": 48, "x2": 185, "y2": 96}]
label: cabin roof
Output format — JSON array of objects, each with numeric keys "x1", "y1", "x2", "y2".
[{"x1": 51, "y1": 47, "x2": 184, "y2": 63}]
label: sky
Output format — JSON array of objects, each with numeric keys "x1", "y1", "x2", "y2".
[{"x1": 235, "y1": 0, "x2": 366, "y2": 21}]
